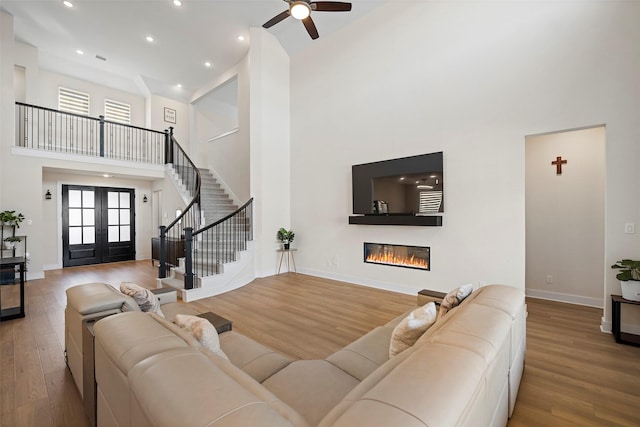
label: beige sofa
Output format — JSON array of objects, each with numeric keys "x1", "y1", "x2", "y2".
[
  {"x1": 92, "y1": 284, "x2": 526, "y2": 427},
  {"x1": 64, "y1": 282, "x2": 198, "y2": 398}
]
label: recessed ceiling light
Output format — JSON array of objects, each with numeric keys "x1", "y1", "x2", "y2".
[
  {"x1": 204, "y1": 61, "x2": 212, "y2": 68},
  {"x1": 76, "y1": 49, "x2": 84, "y2": 55},
  {"x1": 173, "y1": 0, "x2": 182, "y2": 5},
  {"x1": 146, "y1": 35, "x2": 154, "y2": 43},
  {"x1": 102, "y1": 174, "x2": 112, "y2": 178},
  {"x1": 177, "y1": 83, "x2": 183, "y2": 88},
  {"x1": 237, "y1": 35, "x2": 245, "y2": 41},
  {"x1": 63, "y1": 1, "x2": 73, "y2": 7}
]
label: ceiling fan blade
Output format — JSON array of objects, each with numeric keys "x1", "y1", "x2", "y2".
[
  {"x1": 312, "y1": 1, "x2": 352, "y2": 12},
  {"x1": 263, "y1": 10, "x2": 291, "y2": 28},
  {"x1": 302, "y1": 16, "x2": 319, "y2": 40}
]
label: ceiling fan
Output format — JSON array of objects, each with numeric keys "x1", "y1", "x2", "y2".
[{"x1": 263, "y1": 0, "x2": 353, "y2": 40}]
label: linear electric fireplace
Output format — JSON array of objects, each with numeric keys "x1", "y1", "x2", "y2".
[{"x1": 364, "y1": 242, "x2": 430, "y2": 270}]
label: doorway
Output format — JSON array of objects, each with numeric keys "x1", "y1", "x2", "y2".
[
  {"x1": 525, "y1": 126, "x2": 605, "y2": 306},
  {"x1": 62, "y1": 185, "x2": 136, "y2": 267}
]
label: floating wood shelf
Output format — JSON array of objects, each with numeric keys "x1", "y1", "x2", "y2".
[{"x1": 348, "y1": 215, "x2": 443, "y2": 226}]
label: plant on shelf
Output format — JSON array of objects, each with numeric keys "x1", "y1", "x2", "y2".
[
  {"x1": 277, "y1": 227, "x2": 295, "y2": 250},
  {"x1": 0, "y1": 210, "x2": 25, "y2": 228},
  {"x1": 611, "y1": 259, "x2": 640, "y2": 301},
  {"x1": 3, "y1": 236, "x2": 21, "y2": 250}
]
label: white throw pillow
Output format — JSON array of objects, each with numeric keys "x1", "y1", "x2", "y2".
[
  {"x1": 389, "y1": 302, "x2": 437, "y2": 358},
  {"x1": 120, "y1": 282, "x2": 164, "y2": 317},
  {"x1": 174, "y1": 314, "x2": 229, "y2": 360}
]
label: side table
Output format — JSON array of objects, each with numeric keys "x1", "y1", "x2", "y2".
[
  {"x1": 611, "y1": 295, "x2": 640, "y2": 347},
  {"x1": 277, "y1": 249, "x2": 297, "y2": 274},
  {"x1": 417, "y1": 289, "x2": 446, "y2": 306},
  {"x1": 197, "y1": 311, "x2": 233, "y2": 334},
  {"x1": 0, "y1": 256, "x2": 26, "y2": 321}
]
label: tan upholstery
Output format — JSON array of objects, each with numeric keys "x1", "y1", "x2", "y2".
[
  {"x1": 263, "y1": 360, "x2": 360, "y2": 426},
  {"x1": 219, "y1": 331, "x2": 293, "y2": 382},
  {"x1": 64, "y1": 282, "x2": 197, "y2": 398},
  {"x1": 89, "y1": 284, "x2": 526, "y2": 427}
]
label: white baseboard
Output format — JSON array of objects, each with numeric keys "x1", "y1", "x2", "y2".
[
  {"x1": 600, "y1": 315, "x2": 640, "y2": 336},
  {"x1": 525, "y1": 288, "x2": 603, "y2": 308},
  {"x1": 43, "y1": 263, "x2": 61, "y2": 271},
  {"x1": 27, "y1": 270, "x2": 45, "y2": 280},
  {"x1": 297, "y1": 267, "x2": 417, "y2": 296}
]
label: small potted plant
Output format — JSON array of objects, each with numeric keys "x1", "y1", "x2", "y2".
[
  {"x1": 277, "y1": 227, "x2": 295, "y2": 250},
  {"x1": 3, "y1": 236, "x2": 21, "y2": 250},
  {"x1": 611, "y1": 259, "x2": 640, "y2": 301},
  {"x1": 0, "y1": 210, "x2": 25, "y2": 228}
]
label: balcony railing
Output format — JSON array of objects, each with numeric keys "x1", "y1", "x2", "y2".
[{"x1": 15, "y1": 102, "x2": 167, "y2": 164}]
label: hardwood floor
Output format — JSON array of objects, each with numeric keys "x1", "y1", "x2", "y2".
[{"x1": 0, "y1": 260, "x2": 638, "y2": 426}]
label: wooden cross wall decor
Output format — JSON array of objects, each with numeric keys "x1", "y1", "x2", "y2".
[{"x1": 551, "y1": 156, "x2": 567, "y2": 175}]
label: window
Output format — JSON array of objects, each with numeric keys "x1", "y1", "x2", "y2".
[
  {"x1": 58, "y1": 87, "x2": 90, "y2": 115},
  {"x1": 419, "y1": 191, "x2": 443, "y2": 214},
  {"x1": 104, "y1": 98, "x2": 131, "y2": 124}
]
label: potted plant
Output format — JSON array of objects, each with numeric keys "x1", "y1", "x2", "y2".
[
  {"x1": 611, "y1": 259, "x2": 640, "y2": 301},
  {"x1": 0, "y1": 210, "x2": 25, "y2": 228},
  {"x1": 3, "y1": 236, "x2": 21, "y2": 250},
  {"x1": 277, "y1": 227, "x2": 295, "y2": 250}
]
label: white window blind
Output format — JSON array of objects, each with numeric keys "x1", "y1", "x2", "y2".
[
  {"x1": 419, "y1": 191, "x2": 443, "y2": 214},
  {"x1": 58, "y1": 87, "x2": 90, "y2": 115},
  {"x1": 104, "y1": 99, "x2": 131, "y2": 124}
]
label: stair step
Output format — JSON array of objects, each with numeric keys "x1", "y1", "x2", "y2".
[{"x1": 160, "y1": 277, "x2": 184, "y2": 290}]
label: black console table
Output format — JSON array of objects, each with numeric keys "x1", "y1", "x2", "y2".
[
  {"x1": 0, "y1": 257, "x2": 26, "y2": 321},
  {"x1": 611, "y1": 295, "x2": 640, "y2": 347}
]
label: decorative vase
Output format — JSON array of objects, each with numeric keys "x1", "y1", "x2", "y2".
[
  {"x1": 284, "y1": 242, "x2": 290, "y2": 250},
  {"x1": 620, "y1": 280, "x2": 640, "y2": 302}
]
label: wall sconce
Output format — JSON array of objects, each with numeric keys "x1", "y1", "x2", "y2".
[
  {"x1": 45, "y1": 189, "x2": 52, "y2": 200},
  {"x1": 143, "y1": 194, "x2": 148, "y2": 203}
]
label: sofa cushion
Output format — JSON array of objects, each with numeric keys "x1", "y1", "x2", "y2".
[
  {"x1": 66, "y1": 282, "x2": 132, "y2": 315},
  {"x1": 325, "y1": 311, "x2": 407, "y2": 381},
  {"x1": 120, "y1": 282, "x2": 164, "y2": 317},
  {"x1": 219, "y1": 331, "x2": 293, "y2": 382},
  {"x1": 263, "y1": 360, "x2": 360, "y2": 426},
  {"x1": 320, "y1": 343, "x2": 487, "y2": 427},
  {"x1": 174, "y1": 314, "x2": 228, "y2": 360},
  {"x1": 389, "y1": 302, "x2": 437, "y2": 357},
  {"x1": 129, "y1": 347, "x2": 307, "y2": 427},
  {"x1": 158, "y1": 301, "x2": 199, "y2": 322}
]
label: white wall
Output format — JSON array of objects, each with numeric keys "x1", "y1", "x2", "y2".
[
  {"x1": 249, "y1": 28, "x2": 291, "y2": 277},
  {"x1": 289, "y1": 0, "x2": 640, "y2": 319},
  {"x1": 148, "y1": 94, "x2": 189, "y2": 149},
  {"x1": 191, "y1": 57, "x2": 251, "y2": 203},
  {"x1": 525, "y1": 127, "x2": 605, "y2": 307},
  {"x1": 37, "y1": 69, "x2": 146, "y2": 127}
]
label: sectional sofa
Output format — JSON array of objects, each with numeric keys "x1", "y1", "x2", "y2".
[{"x1": 89, "y1": 284, "x2": 526, "y2": 427}]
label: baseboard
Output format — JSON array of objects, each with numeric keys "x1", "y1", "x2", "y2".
[
  {"x1": 26, "y1": 270, "x2": 45, "y2": 280},
  {"x1": 525, "y1": 288, "x2": 603, "y2": 308},
  {"x1": 43, "y1": 263, "x2": 61, "y2": 271},
  {"x1": 600, "y1": 316, "x2": 640, "y2": 335},
  {"x1": 296, "y1": 267, "x2": 417, "y2": 296}
]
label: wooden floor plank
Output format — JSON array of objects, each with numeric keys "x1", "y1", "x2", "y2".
[{"x1": 1, "y1": 260, "x2": 639, "y2": 426}]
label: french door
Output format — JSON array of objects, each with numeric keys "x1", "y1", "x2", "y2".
[{"x1": 62, "y1": 185, "x2": 136, "y2": 267}]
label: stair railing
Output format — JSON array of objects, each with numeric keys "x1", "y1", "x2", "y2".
[
  {"x1": 182, "y1": 198, "x2": 253, "y2": 289},
  {"x1": 158, "y1": 131, "x2": 201, "y2": 280},
  {"x1": 15, "y1": 102, "x2": 166, "y2": 164}
]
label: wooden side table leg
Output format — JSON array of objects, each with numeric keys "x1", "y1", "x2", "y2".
[
  {"x1": 612, "y1": 297, "x2": 621, "y2": 343},
  {"x1": 277, "y1": 251, "x2": 285, "y2": 274}
]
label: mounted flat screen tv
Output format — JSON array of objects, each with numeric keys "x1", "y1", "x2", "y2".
[{"x1": 352, "y1": 152, "x2": 444, "y2": 215}]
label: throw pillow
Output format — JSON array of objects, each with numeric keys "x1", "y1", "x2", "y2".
[
  {"x1": 437, "y1": 284, "x2": 474, "y2": 321},
  {"x1": 119, "y1": 282, "x2": 164, "y2": 317},
  {"x1": 174, "y1": 314, "x2": 229, "y2": 360},
  {"x1": 389, "y1": 302, "x2": 437, "y2": 358}
]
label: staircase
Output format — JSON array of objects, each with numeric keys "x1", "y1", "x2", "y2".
[
  {"x1": 159, "y1": 164, "x2": 254, "y2": 302},
  {"x1": 199, "y1": 169, "x2": 237, "y2": 224}
]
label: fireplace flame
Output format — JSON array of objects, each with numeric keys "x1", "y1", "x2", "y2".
[{"x1": 365, "y1": 251, "x2": 429, "y2": 270}]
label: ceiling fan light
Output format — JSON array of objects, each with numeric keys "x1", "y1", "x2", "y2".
[{"x1": 290, "y1": 2, "x2": 311, "y2": 20}]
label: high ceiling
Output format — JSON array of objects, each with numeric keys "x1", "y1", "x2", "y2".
[{"x1": 1, "y1": 0, "x2": 384, "y2": 102}]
